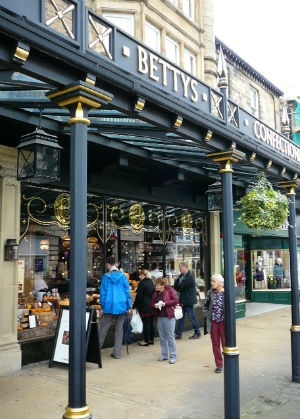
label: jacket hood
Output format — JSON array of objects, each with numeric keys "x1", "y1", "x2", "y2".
[{"x1": 107, "y1": 270, "x2": 124, "y2": 284}]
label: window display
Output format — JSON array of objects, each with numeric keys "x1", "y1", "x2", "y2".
[
  {"x1": 251, "y1": 250, "x2": 291, "y2": 290},
  {"x1": 17, "y1": 187, "x2": 206, "y2": 338}
]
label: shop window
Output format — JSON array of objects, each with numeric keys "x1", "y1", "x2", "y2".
[
  {"x1": 250, "y1": 87, "x2": 259, "y2": 117},
  {"x1": 165, "y1": 36, "x2": 180, "y2": 65},
  {"x1": 251, "y1": 250, "x2": 291, "y2": 290},
  {"x1": 165, "y1": 208, "x2": 205, "y2": 291},
  {"x1": 102, "y1": 12, "x2": 135, "y2": 36},
  {"x1": 182, "y1": 0, "x2": 194, "y2": 20},
  {"x1": 145, "y1": 21, "x2": 161, "y2": 52},
  {"x1": 106, "y1": 198, "x2": 163, "y2": 280},
  {"x1": 184, "y1": 48, "x2": 196, "y2": 75},
  {"x1": 17, "y1": 187, "x2": 104, "y2": 333}
]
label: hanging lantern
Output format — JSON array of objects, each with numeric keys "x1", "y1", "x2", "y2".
[{"x1": 17, "y1": 127, "x2": 61, "y2": 182}]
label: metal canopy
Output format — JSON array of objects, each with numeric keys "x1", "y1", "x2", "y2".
[{"x1": 0, "y1": 1, "x2": 298, "y2": 189}]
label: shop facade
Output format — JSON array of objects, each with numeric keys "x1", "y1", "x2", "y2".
[{"x1": 0, "y1": 1, "x2": 300, "y2": 417}]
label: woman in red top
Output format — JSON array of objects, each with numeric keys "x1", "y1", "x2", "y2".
[{"x1": 151, "y1": 277, "x2": 179, "y2": 364}]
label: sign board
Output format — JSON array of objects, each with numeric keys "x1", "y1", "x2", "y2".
[
  {"x1": 49, "y1": 307, "x2": 101, "y2": 368},
  {"x1": 17, "y1": 260, "x2": 25, "y2": 293}
]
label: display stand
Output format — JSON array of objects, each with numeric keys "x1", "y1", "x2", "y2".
[{"x1": 49, "y1": 306, "x2": 101, "y2": 368}]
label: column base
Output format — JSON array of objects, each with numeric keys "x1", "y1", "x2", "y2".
[
  {"x1": 291, "y1": 328, "x2": 300, "y2": 383},
  {"x1": 63, "y1": 405, "x2": 91, "y2": 419},
  {"x1": 223, "y1": 352, "x2": 240, "y2": 419},
  {"x1": 0, "y1": 341, "x2": 21, "y2": 376}
]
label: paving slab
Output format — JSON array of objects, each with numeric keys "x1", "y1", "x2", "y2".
[{"x1": 0, "y1": 306, "x2": 299, "y2": 419}]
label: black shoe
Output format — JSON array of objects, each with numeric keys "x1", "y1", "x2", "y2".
[
  {"x1": 149, "y1": 341, "x2": 154, "y2": 345},
  {"x1": 189, "y1": 333, "x2": 201, "y2": 339},
  {"x1": 175, "y1": 334, "x2": 182, "y2": 340},
  {"x1": 215, "y1": 366, "x2": 222, "y2": 373},
  {"x1": 138, "y1": 342, "x2": 149, "y2": 347},
  {"x1": 111, "y1": 353, "x2": 120, "y2": 359}
]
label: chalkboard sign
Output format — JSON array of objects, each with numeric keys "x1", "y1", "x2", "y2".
[{"x1": 49, "y1": 306, "x2": 101, "y2": 368}]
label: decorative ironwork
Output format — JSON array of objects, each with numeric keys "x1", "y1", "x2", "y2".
[
  {"x1": 46, "y1": 0, "x2": 75, "y2": 40},
  {"x1": 88, "y1": 13, "x2": 112, "y2": 60},
  {"x1": 181, "y1": 210, "x2": 193, "y2": 235},
  {"x1": 211, "y1": 90, "x2": 223, "y2": 119},
  {"x1": 228, "y1": 101, "x2": 239, "y2": 128},
  {"x1": 128, "y1": 203, "x2": 145, "y2": 233},
  {"x1": 21, "y1": 192, "x2": 102, "y2": 231}
]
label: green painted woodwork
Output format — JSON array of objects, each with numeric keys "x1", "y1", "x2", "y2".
[
  {"x1": 235, "y1": 300, "x2": 246, "y2": 319},
  {"x1": 251, "y1": 290, "x2": 300, "y2": 304}
]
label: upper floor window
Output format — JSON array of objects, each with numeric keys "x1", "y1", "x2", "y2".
[
  {"x1": 102, "y1": 13, "x2": 134, "y2": 36},
  {"x1": 165, "y1": 36, "x2": 179, "y2": 65},
  {"x1": 145, "y1": 21, "x2": 161, "y2": 53},
  {"x1": 250, "y1": 87, "x2": 259, "y2": 117},
  {"x1": 182, "y1": 0, "x2": 194, "y2": 20},
  {"x1": 184, "y1": 48, "x2": 196, "y2": 75}
]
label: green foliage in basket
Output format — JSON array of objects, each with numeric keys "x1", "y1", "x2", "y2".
[{"x1": 237, "y1": 174, "x2": 289, "y2": 231}]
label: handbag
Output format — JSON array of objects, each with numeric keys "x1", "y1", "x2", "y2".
[
  {"x1": 166, "y1": 289, "x2": 183, "y2": 320},
  {"x1": 130, "y1": 309, "x2": 143, "y2": 334},
  {"x1": 174, "y1": 304, "x2": 183, "y2": 320}
]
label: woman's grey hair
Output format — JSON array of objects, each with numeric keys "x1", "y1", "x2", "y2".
[{"x1": 211, "y1": 273, "x2": 224, "y2": 286}]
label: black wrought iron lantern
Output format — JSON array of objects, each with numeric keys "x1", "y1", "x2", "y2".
[{"x1": 17, "y1": 127, "x2": 61, "y2": 181}]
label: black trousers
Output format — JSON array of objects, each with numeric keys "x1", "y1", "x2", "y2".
[{"x1": 142, "y1": 314, "x2": 155, "y2": 343}]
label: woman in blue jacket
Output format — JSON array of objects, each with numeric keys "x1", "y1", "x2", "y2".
[{"x1": 99, "y1": 257, "x2": 131, "y2": 359}]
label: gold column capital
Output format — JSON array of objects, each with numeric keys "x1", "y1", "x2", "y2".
[
  {"x1": 277, "y1": 180, "x2": 300, "y2": 196},
  {"x1": 46, "y1": 81, "x2": 113, "y2": 122},
  {"x1": 206, "y1": 149, "x2": 245, "y2": 173}
]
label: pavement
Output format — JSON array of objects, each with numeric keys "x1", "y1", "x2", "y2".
[{"x1": 0, "y1": 304, "x2": 299, "y2": 419}]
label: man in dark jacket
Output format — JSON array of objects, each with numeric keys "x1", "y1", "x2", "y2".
[{"x1": 174, "y1": 262, "x2": 201, "y2": 339}]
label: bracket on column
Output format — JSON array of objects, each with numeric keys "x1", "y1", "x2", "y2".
[
  {"x1": 46, "y1": 81, "x2": 113, "y2": 123},
  {"x1": 277, "y1": 180, "x2": 300, "y2": 196},
  {"x1": 206, "y1": 149, "x2": 245, "y2": 173}
]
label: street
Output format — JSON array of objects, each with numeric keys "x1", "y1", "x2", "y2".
[{"x1": 0, "y1": 305, "x2": 299, "y2": 419}]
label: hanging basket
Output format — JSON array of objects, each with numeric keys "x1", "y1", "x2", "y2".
[{"x1": 237, "y1": 174, "x2": 289, "y2": 231}]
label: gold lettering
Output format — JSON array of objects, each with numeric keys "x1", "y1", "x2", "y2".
[
  {"x1": 180, "y1": 73, "x2": 190, "y2": 98},
  {"x1": 138, "y1": 46, "x2": 148, "y2": 74},
  {"x1": 149, "y1": 53, "x2": 159, "y2": 82},
  {"x1": 158, "y1": 59, "x2": 170, "y2": 86},
  {"x1": 190, "y1": 79, "x2": 198, "y2": 102}
]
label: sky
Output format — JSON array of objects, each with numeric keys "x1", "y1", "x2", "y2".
[{"x1": 214, "y1": 0, "x2": 300, "y2": 98}]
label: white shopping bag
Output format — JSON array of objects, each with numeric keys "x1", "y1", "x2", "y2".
[{"x1": 130, "y1": 309, "x2": 143, "y2": 334}]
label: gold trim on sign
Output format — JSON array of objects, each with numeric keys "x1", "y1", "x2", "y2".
[
  {"x1": 174, "y1": 118, "x2": 183, "y2": 127},
  {"x1": 58, "y1": 96, "x2": 101, "y2": 109},
  {"x1": 291, "y1": 325, "x2": 300, "y2": 332},
  {"x1": 207, "y1": 150, "x2": 245, "y2": 158},
  {"x1": 63, "y1": 405, "x2": 91, "y2": 419},
  {"x1": 47, "y1": 84, "x2": 112, "y2": 101},
  {"x1": 223, "y1": 346, "x2": 240, "y2": 355},
  {"x1": 14, "y1": 46, "x2": 29, "y2": 62}
]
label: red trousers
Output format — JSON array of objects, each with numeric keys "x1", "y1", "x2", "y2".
[{"x1": 211, "y1": 320, "x2": 225, "y2": 367}]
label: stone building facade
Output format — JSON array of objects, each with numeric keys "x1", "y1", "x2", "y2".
[{"x1": 215, "y1": 38, "x2": 283, "y2": 130}]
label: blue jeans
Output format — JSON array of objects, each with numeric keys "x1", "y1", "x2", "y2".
[
  {"x1": 157, "y1": 317, "x2": 177, "y2": 360},
  {"x1": 176, "y1": 305, "x2": 200, "y2": 337}
]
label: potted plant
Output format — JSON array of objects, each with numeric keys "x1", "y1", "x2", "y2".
[{"x1": 237, "y1": 173, "x2": 289, "y2": 231}]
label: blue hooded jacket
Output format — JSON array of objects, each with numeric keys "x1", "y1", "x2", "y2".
[{"x1": 100, "y1": 270, "x2": 131, "y2": 314}]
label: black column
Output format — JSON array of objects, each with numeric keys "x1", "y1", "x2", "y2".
[
  {"x1": 207, "y1": 149, "x2": 245, "y2": 419},
  {"x1": 47, "y1": 81, "x2": 113, "y2": 419},
  {"x1": 287, "y1": 191, "x2": 300, "y2": 382},
  {"x1": 221, "y1": 163, "x2": 240, "y2": 419}
]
